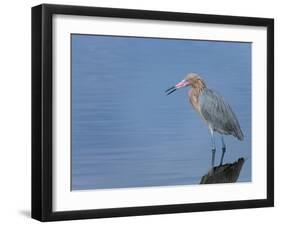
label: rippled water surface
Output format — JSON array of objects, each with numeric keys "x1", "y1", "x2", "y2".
[{"x1": 71, "y1": 35, "x2": 251, "y2": 190}]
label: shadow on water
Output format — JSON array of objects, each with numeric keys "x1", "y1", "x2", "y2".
[
  {"x1": 200, "y1": 157, "x2": 245, "y2": 184},
  {"x1": 19, "y1": 210, "x2": 30, "y2": 218}
]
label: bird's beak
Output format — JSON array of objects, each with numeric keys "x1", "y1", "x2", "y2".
[
  {"x1": 165, "y1": 86, "x2": 177, "y2": 95},
  {"x1": 165, "y1": 80, "x2": 189, "y2": 95}
]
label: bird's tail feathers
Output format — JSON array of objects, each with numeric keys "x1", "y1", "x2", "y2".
[{"x1": 235, "y1": 128, "x2": 244, "y2": 141}]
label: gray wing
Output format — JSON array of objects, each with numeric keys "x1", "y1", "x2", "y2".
[{"x1": 199, "y1": 88, "x2": 244, "y2": 140}]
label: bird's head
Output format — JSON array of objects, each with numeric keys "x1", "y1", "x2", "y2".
[{"x1": 165, "y1": 73, "x2": 206, "y2": 95}]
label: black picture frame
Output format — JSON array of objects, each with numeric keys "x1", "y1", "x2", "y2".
[{"x1": 32, "y1": 3, "x2": 274, "y2": 222}]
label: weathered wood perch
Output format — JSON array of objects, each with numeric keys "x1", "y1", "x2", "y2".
[{"x1": 200, "y1": 158, "x2": 245, "y2": 184}]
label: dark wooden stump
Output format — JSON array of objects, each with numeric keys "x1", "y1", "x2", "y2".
[{"x1": 200, "y1": 158, "x2": 245, "y2": 184}]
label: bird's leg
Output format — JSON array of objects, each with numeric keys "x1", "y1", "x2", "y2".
[
  {"x1": 209, "y1": 127, "x2": 216, "y2": 168},
  {"x1": 212, "y1": 149, "x2": 215, "y2": 169},
  {"x1": 220, "y1": 136, "x2": 226, "y2": 166}
]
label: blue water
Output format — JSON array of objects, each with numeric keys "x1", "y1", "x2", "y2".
[{"x1": 71, "y1": 34, "x2": 251, "y2": 190}]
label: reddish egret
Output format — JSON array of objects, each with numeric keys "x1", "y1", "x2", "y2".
[{"x1": 165, "y1": 73, "x2": 244, "y2": 167}]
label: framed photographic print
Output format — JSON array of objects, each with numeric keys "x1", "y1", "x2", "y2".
[{"x1": 32, "y1": 4, "x2": 274, "y2": 221}]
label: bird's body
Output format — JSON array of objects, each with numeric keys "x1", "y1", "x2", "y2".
[
  {"x1": 198, "y1": 88, "x2": 243, "y2": 140},
  {"x1": 166, "y1": 73, "x2": 244, "y2": 167}
]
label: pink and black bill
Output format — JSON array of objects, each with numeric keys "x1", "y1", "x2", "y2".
[{"x1": 165, "y1": 79, "x2": 189, "y2": 95}]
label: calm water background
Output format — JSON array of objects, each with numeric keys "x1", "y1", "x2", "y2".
[{"x1": 71, "y1": 34, "x2": 251, "y2": 190}]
